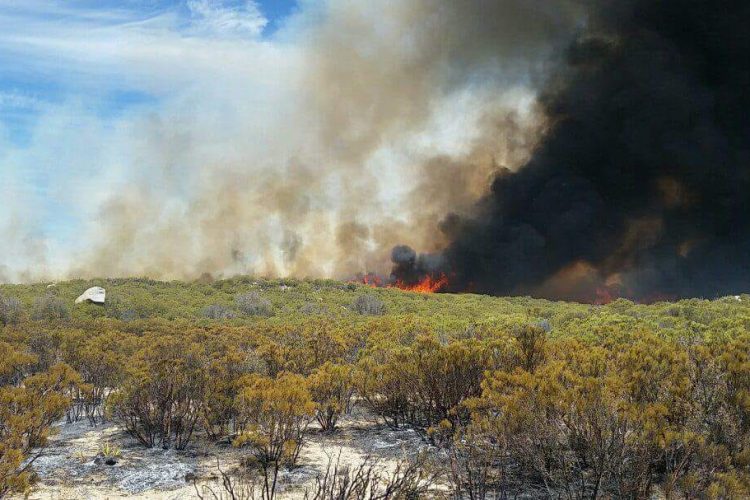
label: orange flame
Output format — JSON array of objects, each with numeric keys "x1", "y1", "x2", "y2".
[
  {"x1": 395, "y1": 274, "x2": 449, "y2": 293},
  {"x1": 351, "y1": 273, "x2": 450, "y2": 294},
  {"x1": 361, "y1": 274, "x2": 383, "y2": 287},
  {"x1": 594, "y1": 287, "x2": 615, "y2": 305}
]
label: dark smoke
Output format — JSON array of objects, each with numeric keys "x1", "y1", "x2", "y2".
[
  {"x1": 395, "y1": 0, "x2": 750, "y2": 302},
  {"x1": 390, "y1": 245, "x2": 446, "y2": 286}
]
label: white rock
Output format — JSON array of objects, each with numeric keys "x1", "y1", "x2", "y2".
[{"x1": 75, "y1": 287, "x2": 106, "y2": 305}]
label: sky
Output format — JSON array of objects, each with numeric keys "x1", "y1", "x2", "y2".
[
  {"x1": 0, "y1": 1, "x2": 297, "y2": 139},
  {"x1": 0, "y1": 0, "x2": 558, "y2": 283},
  {"x1": 0, "y1": 0, "x2": 299, "y2": 277}
]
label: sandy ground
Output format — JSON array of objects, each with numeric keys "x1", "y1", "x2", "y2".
[{"x1": 20, "y1": 408, "x2": 432, "y2": 499}]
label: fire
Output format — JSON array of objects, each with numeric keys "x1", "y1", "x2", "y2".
[
  {"x1": 360, "y1": 273, "x2": 384, "y2": 287},
  {"x1": 351, "y1": 273, "x2": 450, "y2": 294},
  {"x1": 395, "y1": 274, "x2": 449, "y2": 293},
  {"x1": 594, "y1": 286, "x2": 616, "y2": 305}
]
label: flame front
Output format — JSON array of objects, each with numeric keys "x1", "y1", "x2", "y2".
[
  {"x1": 351, "y1": 272, "x2": 449, "y2": 293},
  {"x1": 395, "y1": 274, "x2": 449, "y2": 293}
]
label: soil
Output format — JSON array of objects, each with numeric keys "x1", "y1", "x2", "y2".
[{"x1": 20, "y1": 407, "x2": 432, "y2": 499}]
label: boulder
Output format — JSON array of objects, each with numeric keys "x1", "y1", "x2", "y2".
[{"x1": 75, "y1": 286, "x2": 106, "y2": 305}]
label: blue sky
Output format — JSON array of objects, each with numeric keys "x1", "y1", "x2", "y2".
[
  {"x1": 0, "y1": 0, "x2": 297, "y2": 145},
  {"x1": 0, "y1": 0, "x2": 301, "y2": 269}
]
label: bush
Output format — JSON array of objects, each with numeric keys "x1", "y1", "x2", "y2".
[
  {"x1": 0, "y1": 361, "x2": 81, "y2": 496},
  {"x1": 31, "y1": 294, "x2": 70, "y2": 321},
  {"x1": 104, "y1": 294, "x2": 138, "y2": 321},
  {"x1": 235, "y1": 292, "x2": 273, "y2": 317},
  {"x1": 109, "y1": 337, "x2": 207, "y2": 449},
  {"x1": 300, "y1": 302, "x2": 324, "y2": 315},
  {"x1": 304, "y1": 452, "x2": 436, "y2": 499},
  {"x1": 234, "y1": 372, "x2": 315, "y2": 499},
  {"x1": 351, "y1": 294, "x2": 385, "y2": 315},
  {"x1": 0, "y1": 295, "x2": 23, "y2": 326},
  {"x1": 201, "y1": 304, "x2": 236, "y2": 320},
  {"x1": 307, "y1": 362, "x2": 354, "y2": 432}
]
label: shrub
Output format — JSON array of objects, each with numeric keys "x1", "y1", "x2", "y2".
[
  {"x1": 109, "y1": 337, "x2": 207, "y2": 449},
  {"x1": 0, "y1": 362, "x2": 81, "y2": 496},
  {"x1": 351, "y1": 294, "x2": 385, "y2": 315},
  {"x1": 201, "y1": 347, "x2": 266, "y2": 441},
  {"x1": 235, "y1": 292, "x2": 273, "y2": 317},
  {"x1": 104, "y1": 294, "x2": 139, "y2": 321},
  {"x1": 0, "y1": 295, "x2": 23, "y2": 326},
  {"x1": 357, "y1": 337, "x2": 494, "y2": 430},
  {"x1": 300, "y1": 302, "x2": 324, "y2": 315},
  {"x1": 202, "y1": 304, "x2": 236, "y2": 320},
  {"x1": 304, "y1": 452, "x2": 436, "y2": 499},
  {"x1": 307, "y1": 362, "x2": 354, "y2": 432},
  {"x1": 234, "y1": 372, "x2": 315, "y2": 499},
  {"x1": 31, "y1": 294, "x2": 70, "y2": 321},
  {"x1": 512, "y1": 324, "x2": 546, "y2": 372}
]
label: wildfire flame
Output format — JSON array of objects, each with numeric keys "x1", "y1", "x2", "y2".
[
  {"x1": 594, "y1": 287, "x2": 615, "y2": 305},
  {"x1": 351, "y1": 273, "x2": 449, "y2": 294},
  {"x1": 360, "y1": 274, "x2": 384, "y2": 287},
  {"x1": 395, "y1": 274, "x2": 449, "y2": 293}
]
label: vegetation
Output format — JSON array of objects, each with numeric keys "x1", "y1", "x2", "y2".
[{"x1": 1, "y1": 276, "x2": 750, "y2": 497}]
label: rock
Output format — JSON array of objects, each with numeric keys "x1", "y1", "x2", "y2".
[{"x1": 74, "y1": 287, "x2": 106, "y2": 305}]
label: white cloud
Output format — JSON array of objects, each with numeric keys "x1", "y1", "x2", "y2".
[
  {"x1": 0, "y1": 91, "x2": 43, "y2": 110},
  {"x1": 187, "y1": 0, "x2": 267, "y2": 38}
]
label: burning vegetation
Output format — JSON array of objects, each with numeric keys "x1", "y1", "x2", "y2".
[
  {"x1": 392, "y1": 0, "x2": 750, "y2": 303},
  {"x1": 352, "y1": 273, "x2": 449, "y2": 294}
]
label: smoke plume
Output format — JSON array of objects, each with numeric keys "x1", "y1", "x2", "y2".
[
  {"x1": 0, "y1": 0, "x2": 581, "y2": 283},
  {"x1": 397, "y1": 0, "x2": 750, "y2": 301}
]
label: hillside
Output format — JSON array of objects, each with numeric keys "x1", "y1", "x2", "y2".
[
  {"x1": 2, "y1": 278, "x2": 750, "y2": 498},
  {"x1": 2, "y1": 276, "x2": 750, "y2": 340}
]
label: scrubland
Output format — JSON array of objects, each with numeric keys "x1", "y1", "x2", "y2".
[{"x1": 1, "y1": 277, "x2": 749, "y2": 498}]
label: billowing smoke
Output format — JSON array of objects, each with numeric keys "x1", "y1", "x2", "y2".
[
  {"x1": 396, "y1": 0, "x2": 750, "y2": 301},
  {"x1": 0, "y1": 0, "x2": 581, "y2": 283}
]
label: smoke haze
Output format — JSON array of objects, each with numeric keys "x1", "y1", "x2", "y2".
[
  {"x1": 0, "y1": 0, "x2": 579, "y2": 283},
  {"x1": 4, "y1": 0, "x2": 748, "y2": 302}
]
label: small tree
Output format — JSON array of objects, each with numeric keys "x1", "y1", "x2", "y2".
[
  {"x1": 234, "y1": 373, "x2": 315, "y2": 499},
  {"x1": 307, "y1": 363, "x2": 354, "y2": 432},
  {"x1": 236, "y1": 293, "x2": 273, "y2": 317}
]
